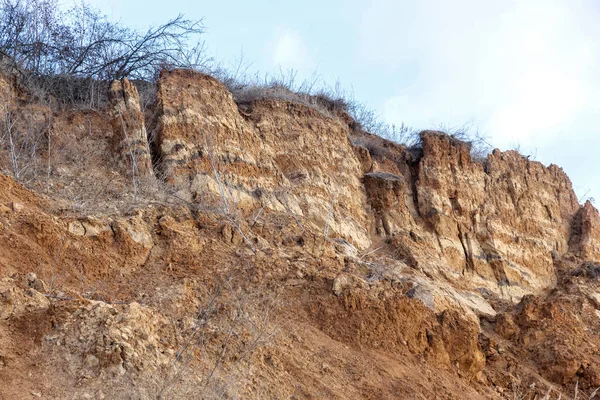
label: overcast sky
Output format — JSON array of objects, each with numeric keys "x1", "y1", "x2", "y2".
[{"x1": 88, "y1": 0, "x2": 599, "y2": 202}]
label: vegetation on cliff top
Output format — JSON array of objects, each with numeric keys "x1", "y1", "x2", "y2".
[{"x1": 0, "y1": 0, "x2": 493, "y2": 156}]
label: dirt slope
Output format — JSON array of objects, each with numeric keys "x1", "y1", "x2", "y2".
[{"x1": 0, "y1": 68, "x2": 600, "y2": 399}]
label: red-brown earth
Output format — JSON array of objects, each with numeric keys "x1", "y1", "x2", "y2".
[{"x1": 0, "y1": 68, "x2": 599, "y2": 399}]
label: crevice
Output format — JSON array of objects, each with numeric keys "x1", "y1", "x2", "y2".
[
  {"x1": 482, "y1": 159, "x2": 491, "y2": 175},
  {"x1": 109, "y1": 222, "x2": 117, "y2": 238},
  {"x1": 457, "y1": 223, "x2": 475, "y2": 274},
  {"x1": 407, "y1": 148, "x2": 424, "y2": 220},
  {"x1": 144, "y1": 85, "x2": 162, "y2": 178},
  {"x1": 489, "y1": 259, "x2": 509, "y2": 287},
  {"x1": 481, "y1": 243, "x2": 509, "y2": 286},
  {"x1": 544, "y1": 204, "x2": 553, "y2": 221},
  {"x1": 147, "y1": 128, "x2": 163, "y2": 178}
]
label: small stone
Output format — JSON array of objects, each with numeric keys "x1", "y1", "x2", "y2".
[
  {"x1": 84, "y1": 355, "x2": 99, "y2": 368},
  {"x1": 332, "y1": 275, "x2": 349, "y2": 296},
  {"x1": 26, "y1": 273, "x2": 47, "y2": 293},
  {"x1": 588, "y1": 293, "x2": 600, "y2": 309},
  {"x1": 332, "y1": 274, "x2": 367, "y2": 296},
  {"x1": 68, "y1": 221, "x2": 85, "y2": 236},
  {"x1": 30, "y1": 391, "x2": 41, "y2": 398},
  {"x1": 11, "y1": 202, "x2": 23, "y2": 212}
]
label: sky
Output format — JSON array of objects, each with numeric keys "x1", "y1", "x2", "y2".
[{"x1": 87, "y1": 0, "x2": 600, "y2": 202}]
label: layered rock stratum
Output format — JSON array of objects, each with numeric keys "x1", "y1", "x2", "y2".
[{"x1": 0, "y1": 68, "x2": 599, "y2": 399}]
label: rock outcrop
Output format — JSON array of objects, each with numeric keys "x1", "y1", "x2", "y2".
[
  {"x1": 109, "y1": 78, "x2": 154, "y2": 178},
  {"x1": 361, "y1": 131, "x2": 582, "y2": 301},
  {"x1": 570, "y1": 200, "x2": 600, "y2": 261},
  {"x1": 2, "y1": 66, "x2": 600, "y2": 399},
  {"x1": 155, "y1": 69, "x2": 371, "y2": 248},
  {"x1": 153, "y1": 69, "x2": 600, "y2": 309}
]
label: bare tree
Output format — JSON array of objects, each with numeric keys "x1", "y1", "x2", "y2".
[{"x1": 0, "y1": 0, "x2": 209, "y2": 110}]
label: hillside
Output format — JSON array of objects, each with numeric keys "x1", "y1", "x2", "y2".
[{"x1": 1, "y1": 67, "x2": 600, "y2": 399}]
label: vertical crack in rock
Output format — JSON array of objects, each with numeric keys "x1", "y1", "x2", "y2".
[
  {"x1": 457, "y1": 223, "x2": 475, "y2": 274},
  {"x1": 407, "y1": 149, "x2": 424, "y2": 221}
]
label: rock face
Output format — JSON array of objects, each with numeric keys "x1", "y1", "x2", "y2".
[
  {"x1": 570, "y1": 200, "x2": 600, "y2": 261},
  {"x1": 155, "y1": 69, "x2": 371, "y2": 248},
  {"x1": 154, "y1": 69, "x2": 600, "y2": 303},
  {"x1": 109, "y1": 78, "x2": 154, "y2": 178},
  {"x1": 362, "y1": 132, "x2": 581, "y2": 300},
  {"x1": 3, "y1": 66, "x2": 600, "y2": 399},
  {"x1": 486, "y1": 275, "x2": 600, "y2": 390}
]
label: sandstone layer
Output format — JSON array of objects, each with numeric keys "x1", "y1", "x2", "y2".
[{"x1": 155, "y1": 69, "x2": 371, "y2": 248}]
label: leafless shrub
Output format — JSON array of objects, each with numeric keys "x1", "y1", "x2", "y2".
[
  {"x1": 434, "y1": 120, "x2": 493, "y2": 163},
  {"x1": 0, "y1": 0, "x2": 206, "y2": 79},
  {"x1": 221, "y1": 68, "x2": 338, "y2": 120},
  {"x1": 0, "y1": 89, "x2": 49, "y2": 183},
  {"x1": 505, "y1": 375, "x2": 600, "y2": 400},
  {"x1": 345, "y1": 100, "x2": 411, "y2": 140},
  {"x1": 116, "y1": 111, "x2": 141, "y2": 201},
  {"x1": 40, "y1": 75, "x2": 108, "y2": 110},
  {"x1": 0, "y1": 0, "x2": 207, "y2": 110},
  {"x1": 209, "y1": 60, "x2": 419, "y2": 143},
  {"x1": 158, "y1": 276, "x2": 278, "y2": 399},
  {"x1": 350, "y1": 133, "x2": 417, "y2": 161}
]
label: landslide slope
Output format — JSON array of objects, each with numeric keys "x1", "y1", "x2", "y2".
[{"x1": 0, "y1": 68, "x2": 599, "y2": 399}]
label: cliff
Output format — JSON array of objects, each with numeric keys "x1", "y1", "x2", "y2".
[
  {"x1": 155, "y1": 69, "x2": 371, "y2": 248},
  {"x1": 0, "y1": 68, "x2": 599, "y2": 399}
]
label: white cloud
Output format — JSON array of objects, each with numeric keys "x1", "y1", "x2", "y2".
[
  {"x1": 480, "y1": 1, "x2": 598, "y2": 148},
  {"x1": 361, "y1": 0, "x2": 600, "y2": 200},
  {"x1": 272, "y1": 30, "x2": 314, "y2": 70}
]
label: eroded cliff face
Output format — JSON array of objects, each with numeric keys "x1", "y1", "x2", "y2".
[
  {"x1": 155, "y1": 69, "x2": 370, "y2": 248},
  {"x1": 1, "y1": 67, "x2": 600, "y2": 399},
  {"x1": 145, "y1": 67, "x2": 600, "y2": 332},
  {"x1": 360, "y1": 132, "x2": 582, "y2": 304},
  {"x1": 151, "y1": 70, "x2": 598, "y2": 300}
]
